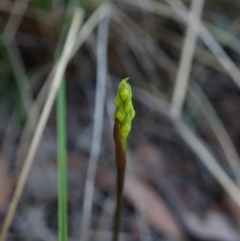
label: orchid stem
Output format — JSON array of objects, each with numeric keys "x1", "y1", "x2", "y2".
[
  {"x1": 112, "y1": 78, "x2": 135, "y2": 241},
  {"x1": 112, "y1": 169, "x2": 125, "y2": 241}
]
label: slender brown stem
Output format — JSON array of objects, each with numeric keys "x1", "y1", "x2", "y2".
[
  {"x1": 112, "y1": 119, "x2": 126, "y2": 241},
  {"x1": 112, "y1": 170, "x2": 125, "y2": 241}
]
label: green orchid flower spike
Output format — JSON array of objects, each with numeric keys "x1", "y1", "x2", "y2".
[
  {"x1": 112, "y1": 77, "x2": 135, "y2": 241},
  {"x1": 114, "y1": 77, "x2": 135, "y2": 149}
]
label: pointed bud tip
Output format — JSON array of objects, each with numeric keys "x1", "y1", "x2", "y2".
[{"x1": 122, "y1": 77, "x2": 130, "y2": 82}]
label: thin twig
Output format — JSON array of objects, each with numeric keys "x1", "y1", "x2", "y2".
[
  {"x1": 205, "y1": 23, "x2": 240, "y2": 54},
  {"x1": 1, "y1": 0, "x2": 32, "y2": 119},
  {"x1": 80, "y1": 9, "x2": 110, "y2": 241},
  {"x1": 112, "y1": 6, "x2": 160, "y2": 85},
  {"x1": 15, "y1": 65, "x2": 53, "y2": 173},
  {"x1": 71, "y1": 3, "x2": 111, "y2": 60},
  {"x1": 2, "y1": 0, "x2": 29, "y2": 44},
  {"x1": 170, "y1": 0, "x2": 204, "y2": 120}
]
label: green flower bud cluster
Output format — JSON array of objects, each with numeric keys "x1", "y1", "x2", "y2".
[{"x1": 114, "y1": 78, "x2": 135, "y2": 144}]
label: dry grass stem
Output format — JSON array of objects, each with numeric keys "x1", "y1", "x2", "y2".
[
  {"x1": 170, "y1": 0, "x2": 205, "y2": 120},
  {"x1": 71, "y1": 3, "x2": 111, "y2": 60},
  {"x1": 2, "y1": 0, "x2": 30, "y2": 44},
  {"x1": 80, "y1": 10, "x2": 111, "y2": 241}
]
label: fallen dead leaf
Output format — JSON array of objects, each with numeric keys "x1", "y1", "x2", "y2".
[
  {"x1": 183, "y1": 210, "x2": 240, "y2": 241},
  {"x1": 124, "y1": 176, "x2": 183, "y2": 238}
]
